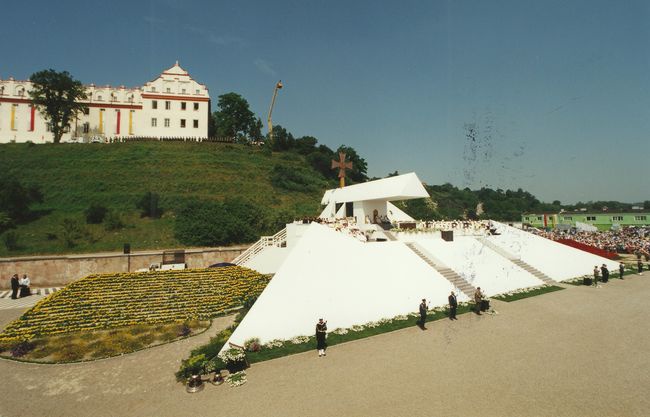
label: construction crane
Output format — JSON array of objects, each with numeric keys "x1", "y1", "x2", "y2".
[{"x1": 267, "y1": 80, "x2": 283, "y2": 144}]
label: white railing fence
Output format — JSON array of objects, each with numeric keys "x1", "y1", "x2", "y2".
[{"x1": 233, "y1": 228, "x2": 287, "y2": 266}]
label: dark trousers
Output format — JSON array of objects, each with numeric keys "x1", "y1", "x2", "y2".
[
  {"x1": 419, "y1": 313, "x2": 426, "y2": 327},
  {"x1": 449, "y1": 306, "x2": 457, "y2": 319},
  {"x1": 11, "y1": 287, "x2": 18, "y2": 299}
]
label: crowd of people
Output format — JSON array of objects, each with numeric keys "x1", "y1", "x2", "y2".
[
  {"x1": 530, "y1": 226, "x2": 650, "y2": 256},
  {"x1": 9, "y1": 274, "x2": 31, "y2": 299}
]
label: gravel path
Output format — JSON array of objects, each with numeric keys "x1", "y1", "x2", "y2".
[{"x1": 1, "y1": 275, "x2": 648, "y2": 417}]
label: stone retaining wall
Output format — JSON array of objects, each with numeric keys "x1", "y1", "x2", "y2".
[{"x1": 0, "y1": 245, "x2": 249, "y2": 289}]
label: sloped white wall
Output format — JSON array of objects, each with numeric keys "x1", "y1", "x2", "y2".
[
  {"x1": 488, "y1": 222, "x2": 620, "y2": 280},
  {"x1": 414, "y1": 236, "x2": 545, "y2": 296},
  {"x1": 226, "y1": 223, "x2": 467, "y2": 347}
]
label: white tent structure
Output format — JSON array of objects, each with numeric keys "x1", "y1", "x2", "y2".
[{"x1": 226, "y1": 173, "x2": 620, "y2": 349}]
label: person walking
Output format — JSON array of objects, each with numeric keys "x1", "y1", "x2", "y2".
[
  {"x1": 637, "y1": 259, "x2": 643, "y2": 275},
  {"x1": 619, "y1": 262, "x2": 625, "y2": 280},
  {"x1": 448, "y1": 291, "x2": 458, "y2": 320},
  {"x1": 593, "y1": 266, "x2": 600, "y2": 286},
  {"x1": 474, "y1": 287, "x2": 483, "y2": 314},
  {"x1": 10, "y1": 274, "x2": 19, "y2": 300},
  {"x1": 600, "y1": 264, "x2": 609, "y2": 283},
  {"x1": 418, "y1": 299, "x2": 428, "y2": 329},
  {"x1": 315, "y1": 318, "x2": 327, "y2": 357}
]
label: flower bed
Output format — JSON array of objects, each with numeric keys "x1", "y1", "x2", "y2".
[{"x1": 0, "y1": 267, "x2": 270, "y2": 343}]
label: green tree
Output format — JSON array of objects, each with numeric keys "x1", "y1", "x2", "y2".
[
  {"x1": 270, "y1": 125, "x2": 295, "y2": 151},
  {"x1": 214, "y1": 93, "x2": 256, "y2": 139},
  {"x1": 29, "y1": 69, "x2": 88, "y2": 143}
]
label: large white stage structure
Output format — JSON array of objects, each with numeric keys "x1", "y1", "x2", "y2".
[{"x1": 227, "y1": 173, "x2": 620, "y2": 348}]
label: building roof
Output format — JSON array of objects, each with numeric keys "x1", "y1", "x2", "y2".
[{"x1": 321, "y1": 172, "x2": 429, "y2": 205}]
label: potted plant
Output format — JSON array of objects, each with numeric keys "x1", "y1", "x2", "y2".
[
  {"x1": 205, "y1": 357, "x2": 226, "y2": 385},
  {"x1": 182, "y1": 354, "x2": 208, "y2": 393},
  {"x1": 218, "y1": 347, "x2": 248, "y2": 373}
]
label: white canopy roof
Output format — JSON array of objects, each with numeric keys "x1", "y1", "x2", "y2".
[{"x1": 320, "y1": 172, "x2": 429, "y2": 205}]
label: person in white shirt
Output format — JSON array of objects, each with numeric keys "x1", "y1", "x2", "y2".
[{"x1": 19, "y1": 274, "x2": 31, "y2": 297}]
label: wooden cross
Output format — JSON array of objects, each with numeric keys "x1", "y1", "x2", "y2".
[{"x1": 331, "y1": 152, "x2": 353, "y2": 188}]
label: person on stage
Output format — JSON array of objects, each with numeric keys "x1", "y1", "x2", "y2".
[
  {"x1": 448, "y1": 291, "x2": 458, "y2": 320},
  {"x1": 316, "y1": 318, "x2": 328, "y2": 357}
]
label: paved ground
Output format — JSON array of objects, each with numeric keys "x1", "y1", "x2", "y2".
[{"x1": 0, "y1": 275, "x2": 648, "y2": 417}]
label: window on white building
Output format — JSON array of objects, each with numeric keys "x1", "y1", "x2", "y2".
[
  {"x1": 164, "y1": 118, "x2": 170, "y2": 127},
  {"x1": 180, "y1": 119, "x2": 186, "y2": 128},
  {"x1": 97, "y1": 95, "x2": 102, "y2": 101},
  {"x1": 181, "y1": 89, "x2": 186, "y2": 94},
  {"x1": 166, "y1": 87, "x2": 171, "y2": 93},
  {"x1": 151, "y1": 118, "x2": 157, "y2": 127},
  {"x1": 181, "y1": 102, "x2": 186, "y2": 110},
  {"x1": 83, "y1": 107, "x2": 90, "y2": 115},
  {"x1": 193, "y1": 103, "x2": 199, "y2": 111},
  {"x1": 612, "y1": 216, "x2": 623, "y2": 221},
  {"x1": 165, "y1": 101, "x2": 171, "y2": 110},
  {"x1": 83, "y1": 123, "x2": 89, "y2": 133},
  {"x1": 586, "y1": 216, "x2": 596, "y2": 221},
  {"x1": 195, "y1": 89, "x2": 200, "y2": 94},
  {"x1": 152, "y1": 100, "x2": 158, "y2": 109},
  {"x1": 193, "y1": 120, "x2": 199, "y2": 128},
  {"x1": 151, "y1": 87, "x2": 156, "y2": 92},
  {"x1": 635, "y1": 216, "x2": 647, "y2": 221}
]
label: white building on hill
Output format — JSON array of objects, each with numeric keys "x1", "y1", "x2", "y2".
[
  {"x1": 0, "y1": 62, "x2": 209, "y2": 143},
  {"x1": 225, "y1": 173, "x2": 620, "y2": 349}
]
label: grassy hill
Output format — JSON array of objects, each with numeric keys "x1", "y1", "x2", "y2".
[{"x1": 0, "y1": 142, "x2": 330, "y2": 256}]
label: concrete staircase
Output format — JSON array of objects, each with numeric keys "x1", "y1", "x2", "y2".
[
  {"x1": 383, "y1": 230, "x2": 398, "y2": 241},
  {"x1": 405, "y1": 242, "x2": 476, "y2": 298},
  {"x1": 510, "y1": 259, "x2": 557, "y2": 285},
  {"x1": 475, "y1": 237, "x2": 557, "y2": 285}
]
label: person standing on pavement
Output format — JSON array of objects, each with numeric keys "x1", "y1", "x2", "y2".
[
  {"x1": 600, "y1": 264, "x2": 609, "y2": 283},
  {"x1": 619, "y1": 262, "x2": 625, "y2": 280},
  {"x1": 10, "y1": 274, "x2": 19, "y2": 300},
  {"x1": 474, "y1": 287, "x2": 484, "y2": 314},
  {"x1": 315, "y1": 318, "x2": 328, "y2": 357},
  {"x1": 593, "y1": 266, "x2": 600, "y2": 286},
  {"x1": 448, "y1": 291, "x2": 458, "y2": 320},
  {"x1": 418, "y1": 299, "x2": 428, "y2": 329}
]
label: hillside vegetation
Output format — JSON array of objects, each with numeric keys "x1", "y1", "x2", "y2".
[{"x1": 0, "y1": 142, "x2": 330, "y2": 255}]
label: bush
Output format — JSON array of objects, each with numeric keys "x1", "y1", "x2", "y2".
[
  {"x1": 177, "y1": 323, "x2": 192, "y2": 337},
  {"x1": 85, "y1": 204, "x2": 108, "y2": 224},
  {"x1": 60, "y1": 218, "x2": 83, "y2": 248},
  {"x1": 174, "y1": 198, "x2": 272, "y2": 246},
  {"x1": 2, "y1": 231, "x2": 20, "y2": 251},
  {"x1": 270, "y1": 164, "x2": 324, "y2": 193},
  {"x1": 244, "y1": 337, "x2": 261, "y2": 353},
  {"x1": 103, "y1": 211, "x2": 124, "y2": 231},
  {"x1": 11, "y1": 341, "x2": 36, "y2": 357},
  {"x1": 136, "y1": 192, "x2": 163, "y2": 218}
]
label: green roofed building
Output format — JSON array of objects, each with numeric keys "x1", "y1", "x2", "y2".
[{"x1": 522, "y1": 211, "x2": 650, "y2": 231}]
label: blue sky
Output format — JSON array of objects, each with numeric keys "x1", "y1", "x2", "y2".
[{"x1": 2, "y1": 0, "x2": 649, "y2": 203}]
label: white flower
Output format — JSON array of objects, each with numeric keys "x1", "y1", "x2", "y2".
[
  {"x1": 332, "y1": 328, "x2": 348, "y2": 335},
  {"x1": 290, "y1": 335, "x2": 310, "y2": 344}
]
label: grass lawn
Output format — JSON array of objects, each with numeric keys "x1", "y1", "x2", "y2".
[
  {"x1": 0, "y1": 142, "x2": 328, "y2": 256},
  {"x1": 492, "y1": 285, "x2": 564, "y2": 302}
]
